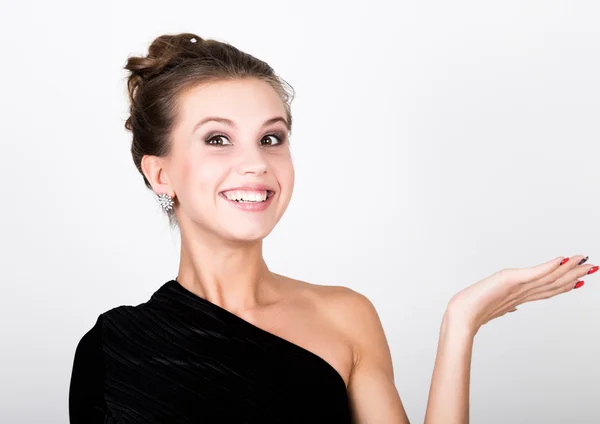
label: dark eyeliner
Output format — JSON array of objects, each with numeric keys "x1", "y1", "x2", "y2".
[
  {"x1": 262, "y1": 131, "x2": 287, "y2": 146},
  {"x1": 204, "y1": 131, "x2": 288, "y2": 146},
  {"x1": 204, "y1": 132, "x2": 230, "y2": 146}
]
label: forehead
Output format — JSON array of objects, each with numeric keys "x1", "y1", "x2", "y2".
[{"x1": 176, "y1": 78, "x2": 287, "y2": 129}]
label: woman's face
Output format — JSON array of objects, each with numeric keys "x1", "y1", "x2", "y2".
[{"x1": 166, "y1": 78, "x2": 295, "y2": 243}]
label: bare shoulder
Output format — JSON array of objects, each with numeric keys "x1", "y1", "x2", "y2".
[
  {"x1": 279, "y1": 274, "x2": 373, "y2": 314},
  {"x1": 278, "y1": 275, "x2": 408, "y2": 422},
  {"x1": 309, "y1": 283, "x2": 379, "y2": 329},
  {"x1": 278, "y1": 275, "x2": 387, "y2": 366}
]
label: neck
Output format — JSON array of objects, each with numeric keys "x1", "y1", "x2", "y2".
[{"x1": 176, "y1": 227, "x2": 276, "y2": 315}]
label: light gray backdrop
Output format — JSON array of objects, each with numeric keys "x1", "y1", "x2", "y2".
[{"x1": 1, "y1": 0, "x2": 599, "y2": 422}]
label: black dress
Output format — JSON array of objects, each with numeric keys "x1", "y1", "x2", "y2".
[{"x1": 68, "y1": 279, "x2": 352, "y2": 423}]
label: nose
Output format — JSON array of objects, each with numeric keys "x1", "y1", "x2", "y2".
[{"x1": 234, "y1": 144, "x2": 268, "y2": 176}]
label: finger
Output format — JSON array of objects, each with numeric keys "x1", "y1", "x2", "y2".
[
  {"x1": 528, "y1": 263, "x2": 593, "y2": 297},
  {"x1": 519, "y1": 255, "x2": 588, "y2": 291},
  {"x1": 494, "y1": 260, "x2": 592, "y2": 310},
  {"x1": 504, "y1": 256, "x2": 570, "y2": 285},
  {"x1": 486, "y1": 258, "x2": 589, "y2": 321},
  {"x1": 520, "y1": 264, "x2": 594, "y2": 303},
  {"x1": 521, "y1": 279, "x2": 580, "y2": 302}
]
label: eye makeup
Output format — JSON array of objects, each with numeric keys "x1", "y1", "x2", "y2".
[{"x1": 203, "y1": 130, "x2": 288, "y2": 147}]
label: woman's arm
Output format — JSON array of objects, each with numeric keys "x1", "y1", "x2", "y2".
[
  {"x1": 342, "y1": 291, "x2": 411, "y2": 423},
  {"x1": 343, "y1": 292, "x2": 472, "y2": 424},
  {"x1": 346, "y1": 255, "x2": 594, "y2": 424},
  {"x1": 423, "y1": 255, "x2": 593, "y2": 424},
  {"x1": 423, "y1": 306, "x2": 475, "y2": 424}
]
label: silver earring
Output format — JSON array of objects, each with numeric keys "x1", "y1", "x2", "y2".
[{"x1": 156, "y1": 193, "x2": 174, "y2": 213}]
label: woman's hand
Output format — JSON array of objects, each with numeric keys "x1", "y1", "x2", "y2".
[{"x1": 447, "y1": 255, "x2": 598, "y2": 335}]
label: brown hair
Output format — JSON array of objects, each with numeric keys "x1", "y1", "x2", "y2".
[{"x1": 123, "y1": 32, "x2": 294, "y2": 226}]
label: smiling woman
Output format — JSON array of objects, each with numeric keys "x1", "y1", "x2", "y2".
[
  {"x1": 67, "y1": 32, "x2": 364, "y2": 423},
  {"x1": 149, "y1": 76, "x2": 296, "y2": 242},
  {"x1": 67, "y1": 32, "x2": 598, "y2": 424}
]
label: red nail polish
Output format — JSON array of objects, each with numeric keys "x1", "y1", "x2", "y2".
[
  {"x1": 587, "y1": 266, "x2": 599, "y2": 275},
  {"x1": 574, "y1": 281, "x2": 584, "y2": 289},
  {"x1": 560, "y1": 257, "x2": 570, "y2": 265}
]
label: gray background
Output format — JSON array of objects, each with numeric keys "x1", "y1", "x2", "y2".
[{"x1": 1, "y1": 0, "x2": 599, "y2": 422}]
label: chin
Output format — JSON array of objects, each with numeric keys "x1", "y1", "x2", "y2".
[{"x1": 224, "y1": 226, "x2": 275, "y2": 243}]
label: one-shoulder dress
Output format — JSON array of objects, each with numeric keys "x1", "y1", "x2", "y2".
[{"x1": 68, "y1": 279, "x2": 352, "y2": 423}]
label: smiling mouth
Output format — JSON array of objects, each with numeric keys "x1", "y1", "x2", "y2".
[{"x1": 219, "y1": 190, "x2": 275, "y2": 203}]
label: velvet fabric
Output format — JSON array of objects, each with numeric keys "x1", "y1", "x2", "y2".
[{"x1": 69, "y1": 279, "x2": 351, "y2": 423}]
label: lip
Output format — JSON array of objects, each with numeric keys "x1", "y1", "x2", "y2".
[{"x1": 219, "y1": 184, "x2": 276, "y2": 194}]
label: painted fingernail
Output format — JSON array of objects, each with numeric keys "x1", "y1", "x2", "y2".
[
  {"x1": 560, "y1": 257, "x2": 570, "y2": 265},
  {"x1": 574, "y1": 281, "x2": 585, "y2": 289},
  {"x1": 578, "y1": 256, "x2": 589, "y2": 265},
  {"x1": 587, "y1": 266, "x2": 599, "y2": 275}
]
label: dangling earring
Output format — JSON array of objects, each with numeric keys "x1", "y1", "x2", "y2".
[{"x1": 156, "y1": 193, "x2": 174, "y2": 213}]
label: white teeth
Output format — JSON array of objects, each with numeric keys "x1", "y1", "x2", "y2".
[{"x1": 223, "y1": 190, "x2": 268, "y2": 202}]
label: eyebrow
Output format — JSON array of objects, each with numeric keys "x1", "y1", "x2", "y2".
[{"x1": 192, "y1": 116, "x2": 290, "y2": 133}]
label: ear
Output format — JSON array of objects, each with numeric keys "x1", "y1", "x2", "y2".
[{"x1": 141, "y1": 154, "x2": 174, "y2": 197}]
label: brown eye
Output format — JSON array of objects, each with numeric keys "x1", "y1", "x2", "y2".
[
  {"x1": 205, "y1": 134, "x2": 231, "y2": 146},
  {"x1": 260, "y1": 134, "x2": 282, "y2": 146}
]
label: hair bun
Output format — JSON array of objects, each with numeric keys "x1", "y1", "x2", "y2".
[
  {"x1": 124, "y1": 33, "x2": 204, "y2": 115},
  {"x1": 126, "y1": 33, "x2": 203, "y2": 77}
]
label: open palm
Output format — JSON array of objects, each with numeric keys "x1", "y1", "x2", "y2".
[{"x1": 448, "y1": 255, "x2": 598, "y2": 333}]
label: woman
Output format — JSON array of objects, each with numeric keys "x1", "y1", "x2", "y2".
[{"x1": 68, "y1": 32, "x2": 597, "y2": 424}]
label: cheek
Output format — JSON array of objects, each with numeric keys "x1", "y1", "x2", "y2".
[
  {"x1": 191, "y1": 155, "x2": 234, "y2": 198},
  {"x1": 286, "y1": 164, "x2": 295, "y2": 188},
  {"x1": 175, "y1": 153, "x2": 218, "y2": 196},
  {"x1": 176, "y1": 157, "x2": 192, "y2": 182},
  {"x1": 273, "y1": 155, "x2": 295, "y2": 190}
]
